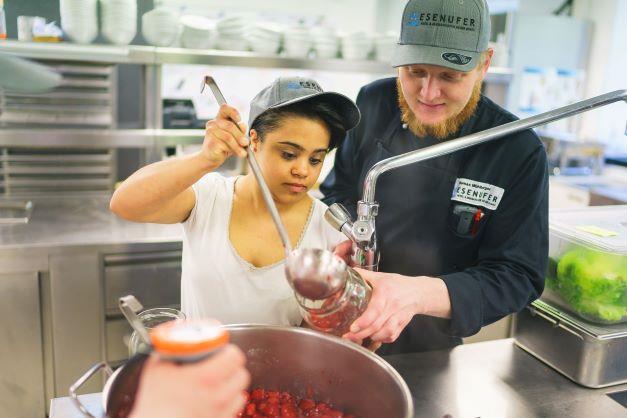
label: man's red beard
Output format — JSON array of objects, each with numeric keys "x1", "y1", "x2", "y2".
[{"x1": 397, "y1": 78, "x2": 482, "y2": 139}]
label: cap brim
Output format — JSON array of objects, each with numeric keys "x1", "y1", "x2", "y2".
[
  {"x1": 390, "y1": 44, "x2": 480, "y2": 72},
  {"x1": 267, "y1": 91, "x2": 361, "y2": 132}
]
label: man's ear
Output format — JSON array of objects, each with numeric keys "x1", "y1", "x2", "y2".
[{"x1": 479, "y1": 48, "x2": 494, "y2": 78}]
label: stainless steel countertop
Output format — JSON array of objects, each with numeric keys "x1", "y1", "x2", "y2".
[
  {"x1": 0, "y1": 195, "x2": 182, "y2": 249},
  {"x1": 49, "y1": 339, "x2": 627, "y2": 418}
]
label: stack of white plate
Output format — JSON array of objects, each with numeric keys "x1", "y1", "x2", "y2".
[
  {"x1": 59, "y1": 0, "x2": 97, "y2": 44},
  {"x1": 283, "y1": 25, "x2": 311, "y2": 58},
  {"x1": 341, "y1": 31, "x2": 373, "y2": 61},
  {"x1": 215, "y1": 15, "x2": 248, "y2": 51},
  {"x1": 311, "y1": 27, "x2": 339, "y2": 59},
  {"x1": 101, "y1": 0, "x2": 137, "y2": 45},
  {"x1": 180, "y1": 15, "x2": 215, "y2": 50},
  {"x1": 142, "y1": 7, "x2": 180, "y2": 47},
  {"x1": 374, "y1": 31, "x2": 399, "y2": 62},
  {"x1": 248, "y1": 22, "x2": 283, "y2": 55}
]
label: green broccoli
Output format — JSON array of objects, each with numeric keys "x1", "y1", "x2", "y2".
[
  {"x1": 554, "y1": 248, "x2": 626, "y2": 323},
  {"x1": 545, "y1": 257, "x2": 559, "y2": 290}
]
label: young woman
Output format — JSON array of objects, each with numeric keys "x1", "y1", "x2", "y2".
[{"x1": 110, "y1": 76, "x2": 360, "y2": 326}]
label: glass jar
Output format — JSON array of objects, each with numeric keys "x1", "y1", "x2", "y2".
[
  {"x1": 128, "y1": 307, "x2": 185, "y2": 357},
  {"x1": 296, "y1": 266, "x2": 371, "y2": 337}
]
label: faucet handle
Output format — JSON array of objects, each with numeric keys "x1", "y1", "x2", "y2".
[{"x1": 325, "y1": 204, "x2": 355, "y2": 241}]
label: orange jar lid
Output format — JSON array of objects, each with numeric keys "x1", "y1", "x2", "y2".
[{"x1": 150, "y1": 319, "x2": 229, "y2": 357}]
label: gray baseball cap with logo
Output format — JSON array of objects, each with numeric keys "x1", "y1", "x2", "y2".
[
  {"x1": 248, "y1": 76, "x2": 361, "y2": 132},
  {"x1": 391, "y1": 0, "x2": 491, "y2": 72}
]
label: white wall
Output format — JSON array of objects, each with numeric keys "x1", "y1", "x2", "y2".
[
  {"x1": 572, "y1": 0, "x2": 627, "y2": 155},
  {"x1": 516, "y1": 0, "x2": 567, "y2": 15},
  {"x1": 374, "y1": 0, "x2": 405, "y2": 34}
]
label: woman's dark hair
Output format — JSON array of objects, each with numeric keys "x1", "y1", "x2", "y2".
[{"x1": 250, "y1": 99, "x2": 346, "y2": 150}]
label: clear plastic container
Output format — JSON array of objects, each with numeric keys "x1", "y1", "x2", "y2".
[
  {"x1": 544, "y1": 206, "x2": 627, "y2": 324},
  {"x1": 295, "y1": 266, "x2": 371, "y2": 336},
  {"x1": 128, "y1": 307, "x2": 185, "y2": 356}
]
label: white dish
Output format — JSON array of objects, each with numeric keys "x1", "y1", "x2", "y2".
[
  {"x1": 181, "y1": 15, "x2": 215, "y2": 31},
  {"x1": 142, "y1": 9, "x2": 180, "y2": 47},
  {"x1": 315, "y1": 46, "x2": 338, "y2": 59},
  {"x1": 215, "y1": 35, "x2": 248, "y2": 51}
]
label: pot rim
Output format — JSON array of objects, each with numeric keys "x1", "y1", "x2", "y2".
[{"x1": 102, "y1": 324, "x2": 414, "y2": 417}]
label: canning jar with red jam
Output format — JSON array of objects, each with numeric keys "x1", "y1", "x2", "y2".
[{"x1": 295, "y1": 266, "x2": 371, "y2": 337}]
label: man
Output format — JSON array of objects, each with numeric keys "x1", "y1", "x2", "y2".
[{"x1": 321, "y1": 0, "x2": 548, "y2": 354}]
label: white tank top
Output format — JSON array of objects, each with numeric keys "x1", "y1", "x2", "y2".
[{"x1": 181, "y1": 173, "x2": 345, "y2": 326}]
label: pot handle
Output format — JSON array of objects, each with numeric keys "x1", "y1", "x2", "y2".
[{"x1": 69, "y1": 362, "x2": 113, "y2": 418}]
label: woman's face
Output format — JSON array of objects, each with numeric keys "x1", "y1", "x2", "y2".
[{"x1": 252, "y1": 115, "x2": 330, "y2": 205}]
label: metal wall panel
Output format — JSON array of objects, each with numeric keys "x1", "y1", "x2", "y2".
[{"x1": 0, "y1": 271, "x2": 45, "y2": 418}]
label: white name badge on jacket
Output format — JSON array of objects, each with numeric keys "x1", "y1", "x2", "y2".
[{"x1": 451, "y1": 178, "x2": 504, "y2": 210}]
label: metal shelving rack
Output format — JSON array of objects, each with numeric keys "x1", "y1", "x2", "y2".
[{"x1": 0, "y1": 40, "x2": 514, "y2": 150}]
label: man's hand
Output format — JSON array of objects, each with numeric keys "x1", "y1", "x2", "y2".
[
  {"x1": 201, "y1": 104, "x2": 249, "y2": 169},
  {"x1": 342, "y1": 269, "x2": 452, "y2": 344},
  {"x1": 129, "y1": 344, "x2": 250, "y2": 418}
]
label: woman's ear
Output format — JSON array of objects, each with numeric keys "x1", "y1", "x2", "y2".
[{"x1": 249, "y1": 129, "x2": 261, "y2": 152}]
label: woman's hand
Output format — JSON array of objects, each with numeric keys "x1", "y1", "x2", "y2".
[
  {"x1": 332, "y1": 239, "x2": 354, "y2": 265},
  {"x1": 201, "y1": 104, "x2": 249, "y2": 169}
]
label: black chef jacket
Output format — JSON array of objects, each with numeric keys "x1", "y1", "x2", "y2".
[{"x1": 320, "y1": 77, "x2": 549, "y2": 354}]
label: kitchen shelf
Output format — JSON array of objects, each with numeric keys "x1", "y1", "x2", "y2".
[
  {"x1": 0, "y1": 40, "x2": 154, "y2": 64},
  {"x1": 0, "y1": 40, "x2": 513, "y2": 81},
  {"x1": 0, "y1": 129, "x2": 204, "y2": 148}
]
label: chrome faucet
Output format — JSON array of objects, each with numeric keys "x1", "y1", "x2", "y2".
[{"x1": 325, "y1": 89, "x2": 627, "y2": 270}]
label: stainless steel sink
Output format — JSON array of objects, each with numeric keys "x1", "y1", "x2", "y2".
[{"x1": 0, "y1": 201, "x2": 34, "y2": 224}]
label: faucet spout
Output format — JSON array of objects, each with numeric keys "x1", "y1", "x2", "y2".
[{"x1": 325, "y1": 203, "x2": 379, "y2": 270}]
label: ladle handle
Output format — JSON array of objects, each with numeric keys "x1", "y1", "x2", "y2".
[
  {"x1": 202, "y1": 76, "x2": 292, "y2": 255},
  {"x1": 119, "y1": 295, "x2": 151, "y2": 345}
]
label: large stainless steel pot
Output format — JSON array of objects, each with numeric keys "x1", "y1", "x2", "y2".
[{"x1": 70, "y1": 325, "x2": 414, "y2": 418}]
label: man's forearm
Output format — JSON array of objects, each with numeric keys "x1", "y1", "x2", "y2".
[{"x1": 415, "y1": 276, "x2": 452, "y2": 319}]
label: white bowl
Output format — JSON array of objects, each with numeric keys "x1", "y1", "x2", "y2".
[
  {"x1": 103, "y1": 32, "x2": 136, "y2": 45},
  {"x1": 63, "y1": 25, "x2": 97, "y2": 44},
  {"x1": 103, "y1": 28, "x2": 136, "y2": 45},
  {"x1": 215, "y1": 35, "x2": 248, "y2": 51},
  {"x1": 342, "y1": 44, "x2": 371, "y2": 60},
  {"x1": 101, "y1": 0, "x2": 136, "y2": 45},
  {"x1": 181, "y1": 15, "x2": 215, "y2": 31},
  {"x1": 252, "y1": 29, "x2": 282, "y2": 43},
  {"x1": 315, "y1": 46, "x2": 338, "y2": 59},
  {"x1": 249, "y1": 38, "x2": 280, "y2": 54},
  {"x1": 181, "y1": 31, "x2": 213, "y2": 49},
  {"x1": 60, "y1": 0, "x2": 97, "y2": 43},
  {"x1": 216, "y1": 15, "x2": 246, "y2": 28},
  {"x1": 284, "y1": 43, "x2": 311, "y2": 58},
  {"x1": 142, "y1": 8, "x2": 179, "y2": 46},
  {"x1": 254, "y1": 22, "x2": 283, "y2": 37},
  {"x1": 341, "y1": 31, "x2": 370, "y2": 41},
  {"x1": 181, "y1": 35, "x2": 213, "y2": 49}
]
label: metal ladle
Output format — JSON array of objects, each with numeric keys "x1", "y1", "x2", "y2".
[
  {"x1": 201, "y1": 77, "x2": 347, "y2": 300},
  {"x1": 119, "y1": 295, "x2": 151, "y2": 347}
]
